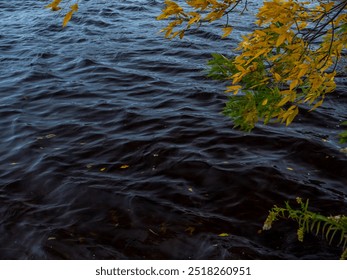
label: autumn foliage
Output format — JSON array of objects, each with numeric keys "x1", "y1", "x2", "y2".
[
  {"x1": 45, "y1": 0, "x2": 347, "y2": 133},
  {"x1": 157, "y1": 0, "x2": 347, "y2": 131}
]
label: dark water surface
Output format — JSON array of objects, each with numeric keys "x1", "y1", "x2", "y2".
[{"x1": 0, "y1": 0, "x2": 346, "y2": 259}]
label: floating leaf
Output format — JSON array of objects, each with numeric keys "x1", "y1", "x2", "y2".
[
  {"x1": 100, "y1": 167, "x2": 106, "y2": 172},
  {"x1": 218, "y1": 233, "x2": 229, "y2": 237},
  {"x1": 120, "y1": 165, "x2": 129, "y2": 169},
  {"x1": 185, "y1": 226, "x2": 195, "y2": 235},
  {"x1": 149, "y1": 228, "x2": 159, "y2": 236},
  {"x1": 45, "y1": 134, "x2": 56, "y2": 139}
]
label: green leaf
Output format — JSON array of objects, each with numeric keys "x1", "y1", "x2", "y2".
[{"x1": 339, "y1": 131, "x2": 347, "y2": 144}]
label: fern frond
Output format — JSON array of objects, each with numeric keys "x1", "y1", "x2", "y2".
[{"x1": 263, "y1": 198, "x2": 347, "y2": 259}]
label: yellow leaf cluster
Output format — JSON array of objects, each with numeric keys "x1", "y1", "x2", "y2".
[
  {"x1": 45, "y1": 1, "x2": 79, "y2": 27},
  {"x1": 45, "y1": 0, "x2": 346, "y2": 129},
  {"x1": 158, "y1": 0, "x2": 346, "y2": 128},
  {"x1": 157, "y1": 0, "x2": 240, "y2": 39}
]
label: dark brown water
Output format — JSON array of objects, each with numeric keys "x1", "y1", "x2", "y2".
[{"x1": 0, "y1": 0, "x2": 346, "y2": 259}]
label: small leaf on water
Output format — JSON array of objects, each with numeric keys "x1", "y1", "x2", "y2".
[
  {"x1": 120, "y1": 165, "x2": 129, "y2": 169},
  {"x1": 185, "y1": 226, "x2": 195, "y2": 235},
  {"x1": 218, "y1": 233, "x2": 229, "y2": 237},
  {"x1": 45, "y1": 134, "x2": 56, "y2": 139},
  {"x1": 286, "y1": 167, "x2": 294, "y2": 171},
  {"x1": 148, "y1": 228, "x2": 159, "y2": 236},
  {"x1": 188, "y1": 187, "x2": 193, "y2": 192},
  {"x1": 100, "y1": 167, "x2": 106, "y2": 172}
]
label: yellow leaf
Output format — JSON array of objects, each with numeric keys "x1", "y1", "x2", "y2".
[
  {"x1": 289, "y1": 79, "x2": 299, "y2": 91},
  {"x1": 62, "y1": 4, "x2": 79, "y2": 27},
  {"x1": 274, "y1": 72, "x2": 281, "y2": 82},
  {"x1": 277, "y1": 95, "x2": 291, "y2": 107},
  {"x1": 188, "y1": 13, "x2": 201, "y2": 26},
  {"x1": 285, "y1": 106, "x2": 299, "y2": 126},
  {"x1": 46, "y1": 0, "x2": 62, "y2": 10},
  {"x1": 226, "y1": 85, "x2": 242, "y2": 95},
  {"x1": 70, "y1": 3, "x2": 78, "y2": 12},
  {"x1": 185, "y1": 226, "x2": 195, "y2": 235},
  {"x1": 297, "y1": 21, "x2": 308, "y2": 30},
  {"x1": 308, "y1": 99, "x2": 324, "y2": 112},
  {"x1": 297, "y1": 66, "x2": 308, "y2": 79},
  {"x1": 63, "y1": 10, "x2": 73, "y2": 27},
  {"x1": 322, "y1": 2, "x2": 335, "y2": 12},
  {"x1": 120, "y1": 165, "x2": 129, "y2": 169},
  {"x1": 276, "y1": 33, "x2": 286, "y2": 47},
  {"x1": 222, "y1": 26, "x2": 233, "y2": 38},
  {"x1": 100, "y1": 167, "x2": 106, "y2": 172},
  {"x1": 287, "y1": 167, "x2": 294, "y2": 171},
  {"x1": 218, "y1": 233, "x2": 229, "y2": 237},
  {"x1": 262, "y1": 99, "x2": 268, "y2": 106}
]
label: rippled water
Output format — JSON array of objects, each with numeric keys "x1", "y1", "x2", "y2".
[{"x1": 0, "y1": 0, "x2": 346, "y2": 259}]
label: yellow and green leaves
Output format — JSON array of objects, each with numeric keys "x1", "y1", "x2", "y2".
[
  {"x1": 157, "y1": 0, "x2": 239, "y2": 39},
  {"x1": 44, "y1": 1, "x2": 346, "y2": 131},
  {"x1": 159, "y1": 0, "x2": 346, "y2": 130},
  {"x1": 263, "y1": 198, "x2": 347, "y2": 260}
]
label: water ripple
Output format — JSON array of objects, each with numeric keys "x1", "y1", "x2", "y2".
[{"x1": 0, "y1": 0, "x2": 346, "y2": 259}]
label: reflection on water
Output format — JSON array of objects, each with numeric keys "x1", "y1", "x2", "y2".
[{"x1": 0, "y1": 0, "x2": 346, "y2": 259}]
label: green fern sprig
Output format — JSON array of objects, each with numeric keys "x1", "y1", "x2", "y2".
[{"x1": 263, "y1": 197, "x2": 347, "y2": 259}]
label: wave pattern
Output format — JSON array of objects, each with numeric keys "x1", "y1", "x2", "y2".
[{"x1": 0, "y1": 0, "x2": 346, "y2": 259}]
